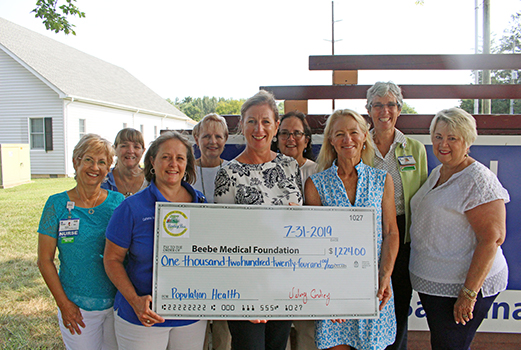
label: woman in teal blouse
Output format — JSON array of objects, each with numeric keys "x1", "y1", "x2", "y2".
[{"x1": 37, "y1": 134, "x2": 124, "y2": 350}]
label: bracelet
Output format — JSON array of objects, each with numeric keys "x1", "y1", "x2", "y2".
[{"x1": 462, "y1": 286, "x2": 477, "y2": 300}]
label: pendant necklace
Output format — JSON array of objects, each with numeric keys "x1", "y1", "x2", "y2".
[
  {"x1": 75, "y1": 187, "x2": 102, "y2": 214},
  {"x1": 116, "y1": 168, "x2": 142, "y2": 198},
  {"x1": 199, "y1": 159, "x2": 222, "y2": 198}
]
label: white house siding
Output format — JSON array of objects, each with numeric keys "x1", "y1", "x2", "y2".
[
  {"x1": 132, "y1": 113, "x2": 191, "y2": 147},
  {"x1": 0, "y1": 50, "x2": 65, "y2": 175},
  {"x1": 64, "y1": 102, "x2": 190, "y2": 176}
]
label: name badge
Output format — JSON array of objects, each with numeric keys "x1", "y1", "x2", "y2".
[
  {"x1": 398, "y1": 155, "x2": 416, "y2": 171},
  {"x1": 59, "y1": 218, "x2": 80, "y2": 243}
]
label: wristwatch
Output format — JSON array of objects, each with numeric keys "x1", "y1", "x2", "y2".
[{"x1": 462, "y1": 286, "x2": 477, "y2": 299}]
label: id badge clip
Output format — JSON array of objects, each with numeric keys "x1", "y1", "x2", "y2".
[
  {"x1": 398, "y1": 155, "x2": 416, "y2": 172},
  {"x1": 59, "y1": 217, "x2": 79, "y2": 244}
]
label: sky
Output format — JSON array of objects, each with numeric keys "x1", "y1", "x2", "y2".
[{"x1": 1, "y1": 0, "x2": 520, "y2": 114}]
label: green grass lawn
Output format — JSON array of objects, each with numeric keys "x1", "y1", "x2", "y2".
[{"x1": 0, "y1": 178, "x2": 75, "y2": 349}]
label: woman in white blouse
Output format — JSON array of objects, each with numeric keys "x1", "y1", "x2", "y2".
[
  {"x1": 193, "y1": 114, "x2": 231, "y2": 350},
  {"x1": 192, "y1": 113, "x2": 229, "y2": 203},
  {"x1": 409, "y1": 107, "x2": 509, "y2": 350}
]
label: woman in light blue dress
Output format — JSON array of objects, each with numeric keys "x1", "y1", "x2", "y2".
[{"x1": 305, "y1": 109, "x2": 399, "y2": 350}]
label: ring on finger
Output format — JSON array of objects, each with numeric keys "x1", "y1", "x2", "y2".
[
  {"x1": 146, "y1": 320, "x2": 151, "y2": 324},
  {"x1": 66, "y1": 323, "x2": 71, "y2": 327}
]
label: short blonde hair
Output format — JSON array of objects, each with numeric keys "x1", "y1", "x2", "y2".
[
  {"x1": 316, "y1": 109, "x2": 374, "y2": 172},
  {"x1": 430, "y1": 108, "x2": 478, "y2": 147},
  {"x1": 192, "y1": 113, "x2": 229, "y2": 140},
  {"x1": 72, "y1": 134, "x2": 115, "y2": 170}
]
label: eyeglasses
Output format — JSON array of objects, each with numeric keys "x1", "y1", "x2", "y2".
[
  {"x1": 371, "y1": 102, "x2": 401, "y2": 111},
  {"x1": 279, "y1": 130, "x2": 305, "y2": 140},
  {"x1": 79, "y1": 156, "x2": 109, "y2": 169}
]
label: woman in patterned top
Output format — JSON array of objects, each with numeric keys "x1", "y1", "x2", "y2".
[
  {"x1": 366, "y1": 82, "x2": 428, "y2": 350},
  {"x1": 409, "y1": 108, "x2": 509, "y2": 349},
  {"x1": 214, "y1": 90, "x2": 302, "y2": 350},
  {"x1": 305, "y1": 109, "x2": 399, "y2": 350}
]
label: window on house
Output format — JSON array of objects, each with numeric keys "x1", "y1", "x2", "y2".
[
  {"x1": 79, "y1": 119, "x2": 86, "y2": 139},
  {"x1": 30, "y1": 117, "x2": 53, "y2": 151}
]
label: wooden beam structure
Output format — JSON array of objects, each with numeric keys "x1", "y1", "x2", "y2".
[
  {"x1": 309, "y1": 54, "x2": 521, "y2": 71},
  {"x1": 222, "y1": 114, "x2": 521, "y2": 135},
  {"x1": 260, "y1": 84, "x2": 521, "y2": 100},
  {"x1": 259, "y1": 54, "x2": 521, "y2": 135}
]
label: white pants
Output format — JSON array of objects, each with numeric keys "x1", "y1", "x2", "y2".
[
  {"x1": 58, "y1": 307, "x2": 117, "y2": 350},
  {"x1": 115, "y1": 313, "x2": 207, "y2": 350}
]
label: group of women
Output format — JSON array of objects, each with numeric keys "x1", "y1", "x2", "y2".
[{"x1": 37, "y1": 82, "x2": 509, "y2": 350}]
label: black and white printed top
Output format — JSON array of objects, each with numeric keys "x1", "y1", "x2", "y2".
[{"x1": 214, "y1": 153, "x2": 303, "y2": 206}]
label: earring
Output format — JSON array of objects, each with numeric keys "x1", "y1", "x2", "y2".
[
  {"x1": 151, "y1": 168, "x2": 155, "y2": 174},
  {"x1": 272, "y1": 136, "x2": 277, "y2": 142}
]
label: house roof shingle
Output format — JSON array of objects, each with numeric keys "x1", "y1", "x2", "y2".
[{"x1": 0, "y1": 17, "x2": 188, "y2": 119}]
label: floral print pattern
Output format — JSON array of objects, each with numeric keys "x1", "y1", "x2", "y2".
[{"x1": 214, "y1": 154, "x2": 303, "y2": 206}]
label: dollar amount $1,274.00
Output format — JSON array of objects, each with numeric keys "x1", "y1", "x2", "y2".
[{"x1": 329, "y1": 246, "x2": 366, "y2": 257}]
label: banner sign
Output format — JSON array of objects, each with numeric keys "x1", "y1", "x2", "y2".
[{"x1": 152, "y1": 203, "x2": 379, "y2": 320}]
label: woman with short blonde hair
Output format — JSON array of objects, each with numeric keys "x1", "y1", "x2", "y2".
[
  {"x1": 410, "y1": 108, "x2": 509, "y2": 349},
  {"x1": 38, "y1": 134, "x2": 124, "y2": 350}
]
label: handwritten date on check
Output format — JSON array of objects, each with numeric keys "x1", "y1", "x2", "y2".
[{"x1": 152, "y1": 203, "x2": 379, "y2": 320}]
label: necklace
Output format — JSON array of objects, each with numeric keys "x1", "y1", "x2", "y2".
[
  {"x1": 198, "y1": 159, "x2": 223, "y2": 198},
  {"x1": 75, "y1": 187, "x2": 102, "y2": 215},
  {"x1": 116, "y1": 167, "x2": 143, "y2": 198}
]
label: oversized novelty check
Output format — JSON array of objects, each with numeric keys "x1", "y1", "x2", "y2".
[{"x1": 152, "y1": 203, "x2": 379, "y2": 320}]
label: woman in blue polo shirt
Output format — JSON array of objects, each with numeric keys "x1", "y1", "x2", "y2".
[{"x1": 104, "y1": 131, "x2": 207, "y2": 349}]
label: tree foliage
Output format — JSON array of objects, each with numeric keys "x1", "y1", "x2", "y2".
[
  {"x1": 168, "y1": 97, "x2": 248, "y2": 121},
  {"x1": 401, "y1": 102, "x2": 418, "y2": 114},
  {"x1": 216, "y1": 98, "x2": 245, "y2": 115},
  {"x1": 459, "y1": 12, "x2": 521, "y2": 114},
  {"x1": 32, "y1": 0, "x2": 85, "y2": 35}
]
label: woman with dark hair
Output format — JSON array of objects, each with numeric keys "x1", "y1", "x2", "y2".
[
  {"x1": 38, "y1": 134, "x2": 124, "y2": 350},
  {"x1": 214, "y1": 90, "x2": 302, "y2": 350},
  {"x1": 101, "y1": 128, "x2": 148, "y2": 197},
  {"x1": 272, "y1": 111, "x2": 317, "y2": 185},
  {"x1": 104, "y1": 131, "x2": 207, "y2": 349},
  {"x1": 272, "y1": 111, "x2": 318, "y2": 349}
]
